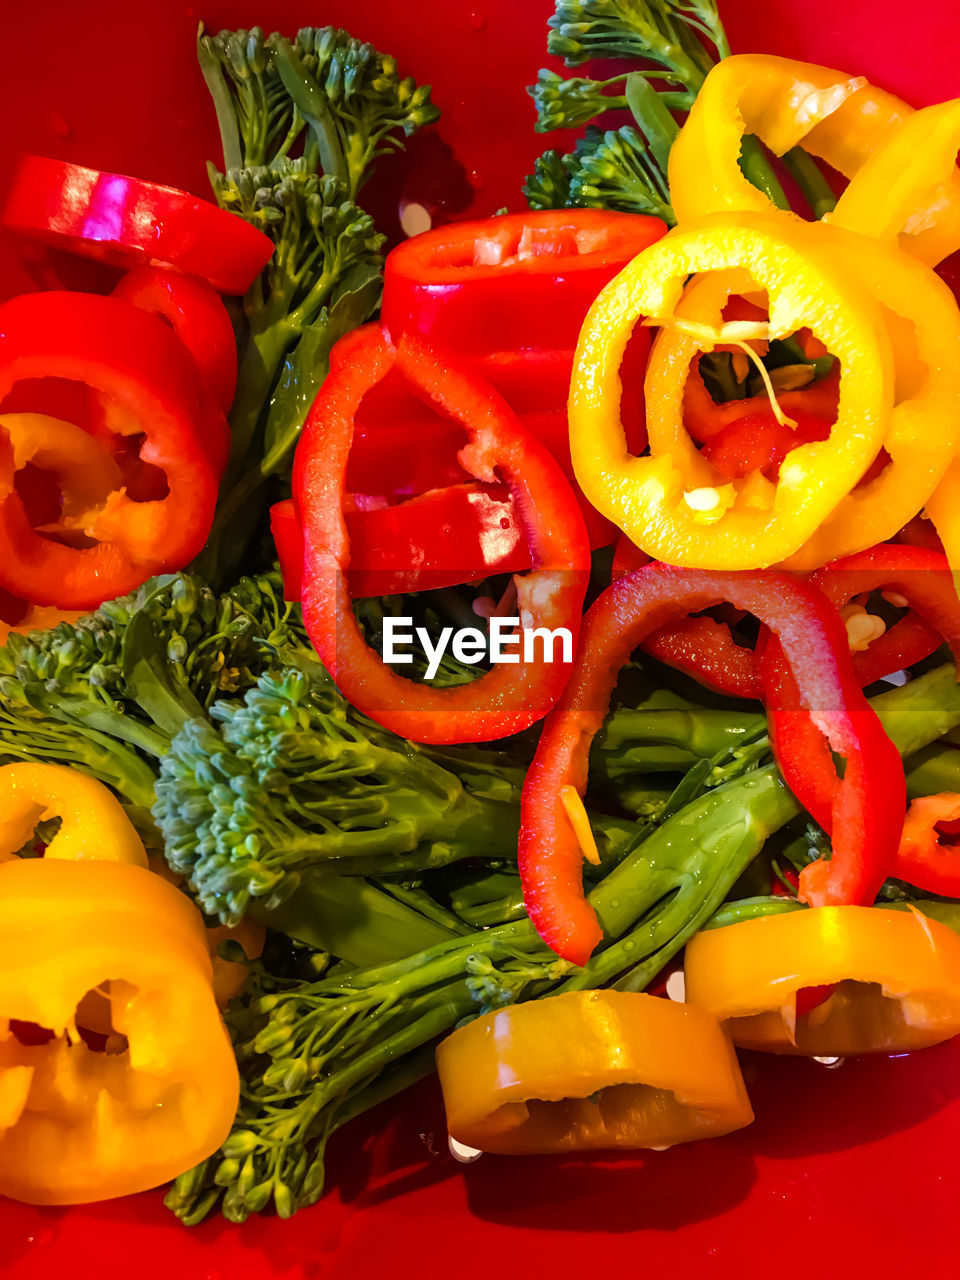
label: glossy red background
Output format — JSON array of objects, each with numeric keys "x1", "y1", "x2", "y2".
[{"x1": 2, "y1": 1, "x2": 960, "y2": 1276}]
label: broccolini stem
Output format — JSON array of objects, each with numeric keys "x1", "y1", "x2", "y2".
[
  {"x1": 739, "y1": 136, "x2": 790, "y2": 209},
  {"x1": 705, "y1": 894, "x2": 803, "y2": 929},
  {"x1": 782, "y1": 145, "x2": 838, "y2": 218},
  {"x1": 272, "y1": 38, "x2": 348, "y2": 185}
]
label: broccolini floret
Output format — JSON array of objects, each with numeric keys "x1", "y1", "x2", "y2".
[
  {"x1": 0, "y1": 570, "x2": 300, "y2": 833},
  {"x1": 154, "y1": 667, "x2": 525, "y2": 923},
  {"x1": 198, "y1": 25, "x2": 439, "y2": 195},
  {"x1": 193, "y1": 25, "x2": 439, "y2": 586},
  {"x1": 197, "y1": 158, "x2": 384, "y2": 584}
]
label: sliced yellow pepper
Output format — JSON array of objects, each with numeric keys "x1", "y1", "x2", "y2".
[
  {"x1": 0, "y1": 857, "x2": 238, "y2": 1204},
  {"x1": 668, "y1": 54, "x2": 960, "y2": 267},
  {"x1": 570, "y1": 212, "x2": 893, "y2": 568},
  {"x1": 435, "y1": 990, "x2": 753, "y2": 1154},
  {"x1": 640, "y1": 228, "x2": 960, "y2": 570},
  {"x1": 146, "y1": 854, "x2": 265, "y2": 1008},
  {"x1": 0, "y1": 762, "x2": 147, "y2": 867},
  {"x1": 829, "y1": 98, "x2": 960, "y2": 267},
  {"x1": 780, "y1": 225, "x2": 960, "y2": 567},
  {"x1": 668, "y1": 55, "x2": 895, "y2": 223},
  {"x1": 684, "y1": 906, "x2": 960, "y2": 1056}
]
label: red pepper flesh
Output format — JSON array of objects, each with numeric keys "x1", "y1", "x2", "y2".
[
  {"x1": 294, "y1": 324, "x2": 590, "y2": 744},
  {"x1": 519, "y1": 564, "x2": 904, "y2": 966},
  {"x1": 0, "y1": 291, "x2": 218, "y2": 607},
  {"x1": 2, "y1": 156, "x2": 273, "y2": 295}
]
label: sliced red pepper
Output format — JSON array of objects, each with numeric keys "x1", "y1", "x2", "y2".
[
  {"x1": 0, "y1": 291, "x2": 218, "y2": 608},
  {"x1": 610, "y1": 535, "x2": 758, "y2": 698},
  {"x1": 374, "y1": 212, "x2": 661, "y2": 540},
  {"x1": 893, "y1": 794, "x2": 960, "y2": 896},
  {"x1": 519, "y1": 564, "x2": 903, "y2": 966},
  {"x1": 111, "y1": 268, "x2": 237, "y2": 414},
  {"x1": 631, "y1": 540, "x2": 951, "y2": 701},
  {"x1": 110, "y1": 269, "x2": 233, "y2": 478},
  {"x1": 272, "y1": 482, "x2": 533, "y2": 600},
  {"x1": 700, "y1": 407, "x2": 832, "y2": 481},
  {"x1": 810, "y1": 545, "x2": 957, "y2": 687},
  {"x1": 762, "y1": 545, "x2": 960, "y2": 842},
  {"x1": 346, "y1": 388, "x2": 614, "y2": 548},
  {"x1": 382, "y1": 210, "x2": 667, "y2": 370},
  {"x1": 293, "y1": 324, "x2": 590, "y2": 744},
  {"x1": 684, "y1": 362, "x2": 840, "y2": 443},
  {"x1": 2, "y1": 156, "x2": 273, "y2": 295}
]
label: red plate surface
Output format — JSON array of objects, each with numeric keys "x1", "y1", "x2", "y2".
[{"x1": 2, "y1": 1, "x2": 960, "y2": 1275}]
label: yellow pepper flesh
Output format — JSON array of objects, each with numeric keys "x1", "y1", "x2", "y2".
[
  {"x1": 570, "y1": 212, "x2": 894, "y2": 568},
  {"x1": 0, "y1": 762, "x2": 147, "y2": 867},
  {"x1": 0, "y1": 857, "x2": 239, "y2": 1204},
  {"x1": 684, "y1": 906, "x2": 960, "y2": 1057},
  {"x1": 435, "y1": 990, "x2": 753, "y2": 1154},
  {"x1": 669, "y1": 55, "x2": 887, "y2": 223},
  {"x1": 780, "y1": 225, "x2": 960, "y2": 567},
  {"x1": 829, "y1": 98, "x2": 960, "y2": 267}
]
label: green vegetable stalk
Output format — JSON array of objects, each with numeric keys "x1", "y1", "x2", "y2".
[
  {"x1": 192, "y1": 25, "x2": 440, "y2": 586},
  {"x1": 167, "y1": 664, "x2": 960, "y2": 1225}
]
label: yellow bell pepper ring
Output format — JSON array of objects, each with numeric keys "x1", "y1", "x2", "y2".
[
  {"x1": 0, "y1": 762, "x2": 147, "y2": 867},
  {"x1": 570, "y1": 212, "x2": 894, "y2": 569},
  {"x1": 829, "y1": 98, "x2": 960, "y2": 268},
  {"x1": 684, "y1": 905, "x2": 960, "y2": 1057},
  {"x1": 774, "y1": 226, "x2": 960, "y2": 567},
  {"x1": 667, "y1": 54, "x2": 903, "y2": 224},
  {"x1": 0, "y1": 857, "x2": 239, "y2": 1205},
  {"x1": 435, "y1": 990, "x2": 753, "y2": 1155}
]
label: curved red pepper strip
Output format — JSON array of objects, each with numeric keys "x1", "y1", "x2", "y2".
[
  {"x1": 811, "y1": 545, "x2": 957, "y2": 684},
  {"x1": 0, "y1": 291, "x2": 218, "y2": 609},
  {"x1": 111, "y1": 268, "x2": 233, "y2": 477},
  {"x1": 2, "y1": 156, "x2": 274, "y2": 295},
  {"x1": 761, "y1": 544, "x2": 960, "y2": 846},
  {"x1": 611, "y1": 536, "x2": 758, "y2": 698},
  {"x1": 294, "y1": 324, "x2": 590, "y2": 745},
  {"x1": 519, "y1": 563, "x2": 903, "y2": 966},
  {"x1": 645, "y1": 616, "x2": 759, "y2": 699},
  {"x1": 273, "y1": 483, "x2": 535, "y2": 600},
  {"x1": 683, "y1": 362, "x2": 840, "y2": 443},
  {"x1": 894, "y1": 793, "x2": 960, "y2": 896},
  {"x1": 627, "y1": 541, "x2": 950, "y2": 700},
  {"x1": 112, "y1": 268, "x2": 237, "y2": 414},
  {"x1": 700, "y1": 408, "x2": 832, "y2": 481}
]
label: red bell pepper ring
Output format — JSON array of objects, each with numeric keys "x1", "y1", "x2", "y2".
[
  {"x1": 700, "y1": 408, "x2": 832, "y2": 481},
  {"x1": 0, "y1": 291, "x2": 218, "y2": 608},
  {"x1": 610, "y1": 537, "x2": 757, "y2": 699},
  {"x1": 761, "y1": 544, "x2": 960, "y2": 840},
  {"x1": 519, "y1": 564, "x2": 904, "y2": 966},
  {"x1": 293, "y1": 324, "x2": 590, "y2": 744},
  {"x1": 2, "y1": 156, "x2": 273, "y2": 295},
  {"x1": 894, "y1": 794, "x2": 960, "y2": 896},
  {"x1": 272, "y1": 482, "x2": 535, "y2": 600},
  {"x1": 112, "y1": 267, "x2": 238, "y2": 414},
  {"x1": 810, "y1": 545, "x2": 958, "y2": 687},
  {"x1": 382, "y1": 210, "x2": 667, "y2": 374},
  {"x1": 345, "y1": 392, "x2": 614, "y2": 548},
  {"x1": 683, "y1": 362, "x2": 840, "y2": 443},
  {"x1": 111, "y1": 268, "x2": 234, "y2": 477}
]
